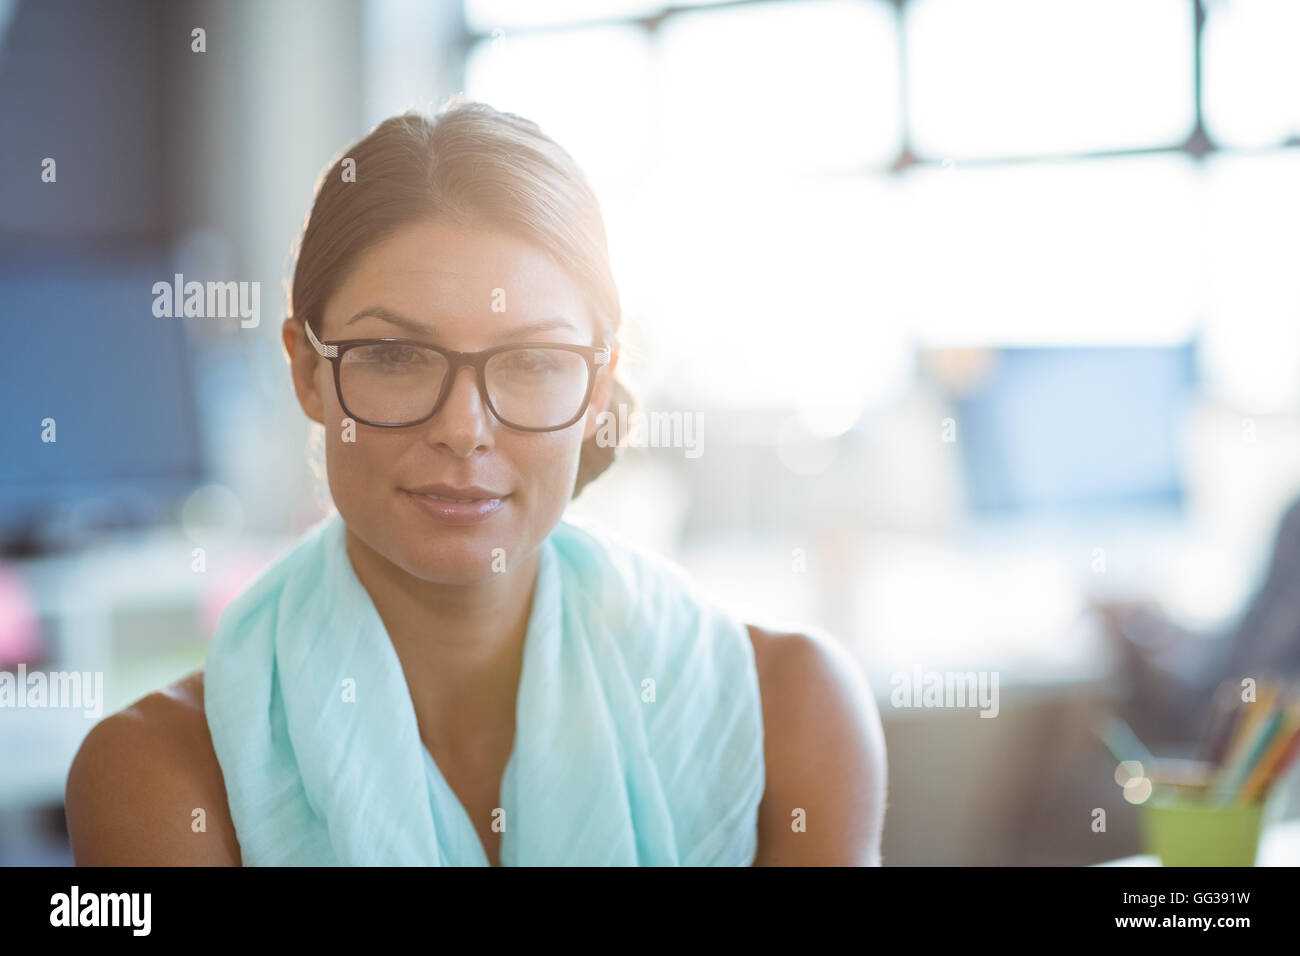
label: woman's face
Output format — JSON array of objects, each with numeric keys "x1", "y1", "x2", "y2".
[{"x1": 285, "y1": 220, "x2": 616, "y2": 586}]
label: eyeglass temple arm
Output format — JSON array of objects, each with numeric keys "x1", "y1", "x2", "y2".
[{"x1": 303, "y1": 318, "x2": 338, "y2": 358}]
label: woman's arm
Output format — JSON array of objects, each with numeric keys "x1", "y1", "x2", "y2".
[
  {"x1": 747, "y1": 625, "x2": 887, "y2": 865},
  {"x1": 64, "y1": 671, "x2": 242, "y2": 866}
]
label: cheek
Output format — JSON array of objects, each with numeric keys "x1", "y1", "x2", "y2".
[
  {"x1": 316, "y1": 366, "x2": 403, "y2": 483},
  {"x1": 509, "y1": 428, "x2": 585, "y2": 505},
  {"x1": 322, "y1": 417, "x2": 407, "y2": 507}
]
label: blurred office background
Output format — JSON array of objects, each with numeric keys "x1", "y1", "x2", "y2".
[{"x1": 2, "y1": 0, "x2": 1299, "y2": 864}]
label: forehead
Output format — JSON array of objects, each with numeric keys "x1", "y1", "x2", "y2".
[{"x1": 322, "y1": 220, "x2": 593, "y2": 338}]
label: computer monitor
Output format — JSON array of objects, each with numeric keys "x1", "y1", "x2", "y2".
[
  {"x1": 929, "y1": 343, "x2": 1198, "y2": 515},
  {"x1": 0, "y1": 243, "x2": 205, "y2": 552}
]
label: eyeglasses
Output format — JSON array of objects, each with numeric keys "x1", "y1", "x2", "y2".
[{"x1": 304, "y1": 319, "x2": 611, "y2": 431}]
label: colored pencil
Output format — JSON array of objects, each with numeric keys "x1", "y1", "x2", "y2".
[
  {"x1": 1237, "y1": 701, "x2": 1300, "y2": 804},
  {"x1": 1214, "y1": 704, "x2": 1284, "y2": 804},
  {"x1": 1210, "y1": 684, "x2": 1280, "y2": 798}
]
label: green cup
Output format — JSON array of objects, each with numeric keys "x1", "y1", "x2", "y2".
[{"x1": 1139, "y1": 795, "x2": 1266, "y2": 866}]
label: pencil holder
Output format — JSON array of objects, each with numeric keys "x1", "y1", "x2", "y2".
[{"x1": 1139, "y1": 795, "x2": 1266, "y2": 866}]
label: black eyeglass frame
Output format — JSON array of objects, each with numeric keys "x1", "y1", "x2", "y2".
[{"x1": 303, "y1": 318, "x2": 611, "y2": 431}]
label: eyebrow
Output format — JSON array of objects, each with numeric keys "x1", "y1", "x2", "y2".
[{"x1": 344, "y1": 306, "x2": 579, "y2": 340}]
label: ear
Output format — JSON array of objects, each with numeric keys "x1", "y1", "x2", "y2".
[
  {"x1": 282, "y1": 317, "x2": 327, "y2": 427},
  {"x1": 582, "y1": 348, "x2": 619, "y2": 442}
]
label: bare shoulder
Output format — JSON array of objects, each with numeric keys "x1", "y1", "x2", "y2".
[
  {"x1": 745, "y1": 624, "x2": 887, "y2": 865},
  {"x1": 65, "y1": 668, "x2": 241, "y2": 865}
]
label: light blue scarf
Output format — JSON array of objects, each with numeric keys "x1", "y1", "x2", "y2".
[{"x1": 204, "y1": 509, "x2": 765, "y2": 865}]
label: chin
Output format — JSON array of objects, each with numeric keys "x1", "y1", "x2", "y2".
[
  {"x1": 391, "y1": 507, "x2": 526, "y2": 581},
  {"x1": 401, "y1": 536, "x2": 505, "y2": 584},
  {"x1": 342, "y1": 495, "x2": 521, "y2": 585}
]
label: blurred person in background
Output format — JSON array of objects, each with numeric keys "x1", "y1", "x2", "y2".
[{"x1": 1097, "y1": 492, "x2": 1300, "y2": 750}]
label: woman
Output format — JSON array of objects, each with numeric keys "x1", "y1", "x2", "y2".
[{"x1": 65, "y1": 102, "x2": 886, "y2": 865}]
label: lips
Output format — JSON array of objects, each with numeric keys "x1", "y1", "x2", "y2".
[
  {"x1": 405, "y1": 483, "x2": 507, "y2": 501},
  {"x1": 402, "y1": 483, "x2": 510, "y2": 526}
]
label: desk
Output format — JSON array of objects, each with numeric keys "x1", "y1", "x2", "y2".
[{"x1": 1098, "y1": 818, "x2": 1300, "y2": 866}]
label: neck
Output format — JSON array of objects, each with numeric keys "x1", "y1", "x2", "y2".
[{"x1": 344, "y1": 527, "x2": 541, "y2": 753}]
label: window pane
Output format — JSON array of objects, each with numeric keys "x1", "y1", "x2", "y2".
[
  {"x1": 659, "y1": 0, "x2": 901, "y2": 175},
  {"x1": 1203, "y1": 0, "x2": 1300, "y2": 148},
  {"x1": 899, "y1": 154, "x2": 1203, "y2": 344},
  {"x1": 1202, "y1": 149, "x2": 1300, "y2": 411},
  {"x1": 465, "y1": 25, "x2": 653, "y2": 190},
  {"x1": 906, "y1": 0, "x2": 1195, "y2": 159},
  {"x1": 628, "y1": 171, "x2": 909, "y2": 411},
  {"x1": 465, "y1": 0, "x2": 664, "y2": 32}
]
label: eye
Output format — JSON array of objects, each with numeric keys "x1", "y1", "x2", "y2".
[
  {"x1": 353, "y1": 343, "x2": 429, "y2": 365},
  {"x1": 498, "y1": 349, "x2": 566, "y2": 373},
  {"x1": 375, "y1": 344, "x2": 423, "y2": 363}
]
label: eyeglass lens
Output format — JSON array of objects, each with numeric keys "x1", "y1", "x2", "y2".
[{"x1": 338, "y1": 343, "x2": 591, "y2": 428}]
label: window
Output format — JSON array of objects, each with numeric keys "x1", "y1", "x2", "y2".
[
  {"x1": 1203, "y1": 0, "x2": 1300, "y2": 148},
  {"x1": 1202, "y1": 149, "x2": 1300, "y2": 410},
  {"x1": 658, "y1": 0, "x2": 901, "y2": 176},
  {"x1": 900, "y1": 154, "x2": 1202, "y2": 346},
  {"x1": 465, "y1": 24, "x2": 654, "y2": 191},
  {"x1": 906, "y1": 0, "x2": 1195, "y2": 159},
  {"x1": 460, "y1": 0, "x2": 1299, "y2": 415}
]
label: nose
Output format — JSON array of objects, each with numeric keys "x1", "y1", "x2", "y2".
[{"x1": 425, "y1": 364, "x2": 494, "y2": 456}]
